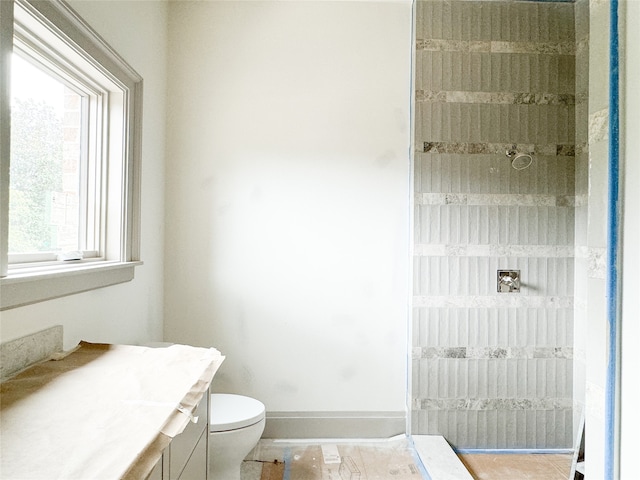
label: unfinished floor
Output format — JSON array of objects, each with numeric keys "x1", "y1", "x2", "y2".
[
  {"x1": 239, "y1": 438, "x2": 573, "y2": 480},
  {"x1": 241, "y1": 437, "x2": 428, "y2": 480},
  {"x1": 458, "y1": 453, "x2": 572, "y2": 480}
]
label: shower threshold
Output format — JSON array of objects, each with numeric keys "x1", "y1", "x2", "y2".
[{"x1": 412, "y1": 435, "x2": 474, "y2": 480}]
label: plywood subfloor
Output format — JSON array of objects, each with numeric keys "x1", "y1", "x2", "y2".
[
  {"x1": 458, "y1": 453, "x2": 572, "y2": 480},
  {"x1": 241, "y1": 437, "x2": 428, "y2": 480},
  {"x1": 240, "y1": 439, "x2": 573, "y2": 480}
]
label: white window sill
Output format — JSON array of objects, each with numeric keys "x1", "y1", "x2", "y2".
[{"x1": 0, "y1": 261, "x2": 143, "y2": 311}]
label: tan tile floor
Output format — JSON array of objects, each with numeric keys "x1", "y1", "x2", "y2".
[{"x1": 458, "y1": 453, "x2": 573, "y2": 480}]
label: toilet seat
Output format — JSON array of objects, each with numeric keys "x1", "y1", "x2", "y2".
[{"x1": 209, "y1": 394, "x2": 265, "y2": 432}]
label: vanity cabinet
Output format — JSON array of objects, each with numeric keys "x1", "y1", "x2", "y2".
[{"x1": 149, "y1": 391, "x2": 210, "y2": 480}]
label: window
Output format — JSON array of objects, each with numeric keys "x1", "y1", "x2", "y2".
[
  {"x1": 10, "y1": 53, "x2": 85, "y2": 262},
  {"x1": 0, "y1": 0, "x2": 142, "y2": 310}
]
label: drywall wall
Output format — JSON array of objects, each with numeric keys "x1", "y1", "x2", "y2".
[
  {"x1": 412, "y1": 0, "x2": 575, "y2": 448},
  {"x1": 619, "y1": 0, "x2": 640, "y2": 476},
  {"x1": 164, "y1": 0, "x2": 412, "y2": 428},
  {"x1": 0, "y1": 1, "x2": 168, "y2": 350},
  {"x1": 583, "y1": 0, "x2": 610, "y2": 477}
]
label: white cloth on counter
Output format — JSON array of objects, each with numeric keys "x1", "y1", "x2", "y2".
[{"x1": 0, "y1": 341, "x2": 224, "y2": 480}]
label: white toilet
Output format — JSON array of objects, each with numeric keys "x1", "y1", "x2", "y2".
[{"x1": 208, "y1": 393, "x2": 266, "y2": 480}]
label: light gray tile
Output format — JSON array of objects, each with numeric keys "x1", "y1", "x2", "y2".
[{"x1": 413, "y1": 0, "x2": 576, "y2": 448}]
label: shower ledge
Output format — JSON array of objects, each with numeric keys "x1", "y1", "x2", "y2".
[{"x1": 412, "y1": 435, "x2": 474, "y2": 480}]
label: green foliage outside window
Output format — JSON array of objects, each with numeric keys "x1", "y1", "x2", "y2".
[{"x1": 9, "y1": 98, "x2": 63, "y2": 253}]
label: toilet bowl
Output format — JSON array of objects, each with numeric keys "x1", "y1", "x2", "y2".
[{"x1": 208, "y1": 393, "x2": 265, "y2": 480}]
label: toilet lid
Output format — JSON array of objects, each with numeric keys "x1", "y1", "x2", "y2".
[{"x1": 209, "y1": 394, "x2": 265, "y2": 432}]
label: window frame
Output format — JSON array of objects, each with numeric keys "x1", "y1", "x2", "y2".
[{"x1": 0, "y1": 0, "x2": 143, "y2": 310}]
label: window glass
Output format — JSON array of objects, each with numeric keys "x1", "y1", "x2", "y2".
[{"x1": 9, "y1": 54, "x2": 83, "y2": 255}]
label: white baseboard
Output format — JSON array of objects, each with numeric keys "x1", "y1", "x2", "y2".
[{"x1": 263, "y1": 411, "x2": 406, "y2": 439}]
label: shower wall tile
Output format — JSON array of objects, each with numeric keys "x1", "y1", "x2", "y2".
[
  {"x1": 413, "y1": 256, "x2": 575, "y2": 296},
  {"x1": 572, "y1": 0, "x2": 589, "y2": 443},
  {"x1": 414, "y1": 308, "x2": 573, "y2": 349},
  {"x1": 418, "y1": 103, "x2": 575, "y2": 144},
  {"x1": 415, "y1": 205, "x2": 575, "y2": 246},
  {"x1": 413, "y1": 0, "x2": 575, "y2": 449},
  {"x1": 575, "y1": 102, "x2": 589, "y2": 147},
  {"x1": 588, "y1": 0, "x2": 609, "y2": 113},
  {"x1": 418, "y1": 0, "x2": 575, "y2": 43},
  {"x1": 412, "y1": 408, "x2": 573, "y2": 449},
  {"x1": 417, "y1": 91, "x2": 576, "y2": 106},
  {"x1": 417, "y1": 52, "x2": 575, "y2": 94},
  {"x1": 415, "y1": 153, "x2": 576, "y2": 195}
]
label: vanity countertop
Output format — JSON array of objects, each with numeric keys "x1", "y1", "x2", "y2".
[{"x1": 0, "y1": 341, "x2": 224, "y2": 479}]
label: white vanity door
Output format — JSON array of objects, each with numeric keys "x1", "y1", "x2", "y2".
[
  {"x1": 177, "y1": 429, "x2": 207, "y2": 480},
  {"x1": 147, "y1": 391, "x2": 209, "y2": 480},
  {"x1": 170, "y1": 396, "x2": 209, "y2": 480}
]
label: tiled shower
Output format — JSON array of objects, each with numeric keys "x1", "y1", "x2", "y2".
[{"x1": 411, "y1": 0, "x2": 578, "y2": 448}]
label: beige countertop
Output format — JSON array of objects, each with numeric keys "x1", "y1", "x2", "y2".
[{"x1": 0, "y1": 342, "x2": 224, "y2": 479}]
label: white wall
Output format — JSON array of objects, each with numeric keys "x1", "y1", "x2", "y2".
[
  {"x1": 0, "y1": 1, "x2": 168, "y2": 351},
  {"x1": 581, "y1": 1, "x2": 640, "y2": 475},
  {"x1": 164, "y1": 1, "x2": 413, "y2": 415},
  {"x1": 620, "y1": 0, "x2": 640, "y2": 475}
]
